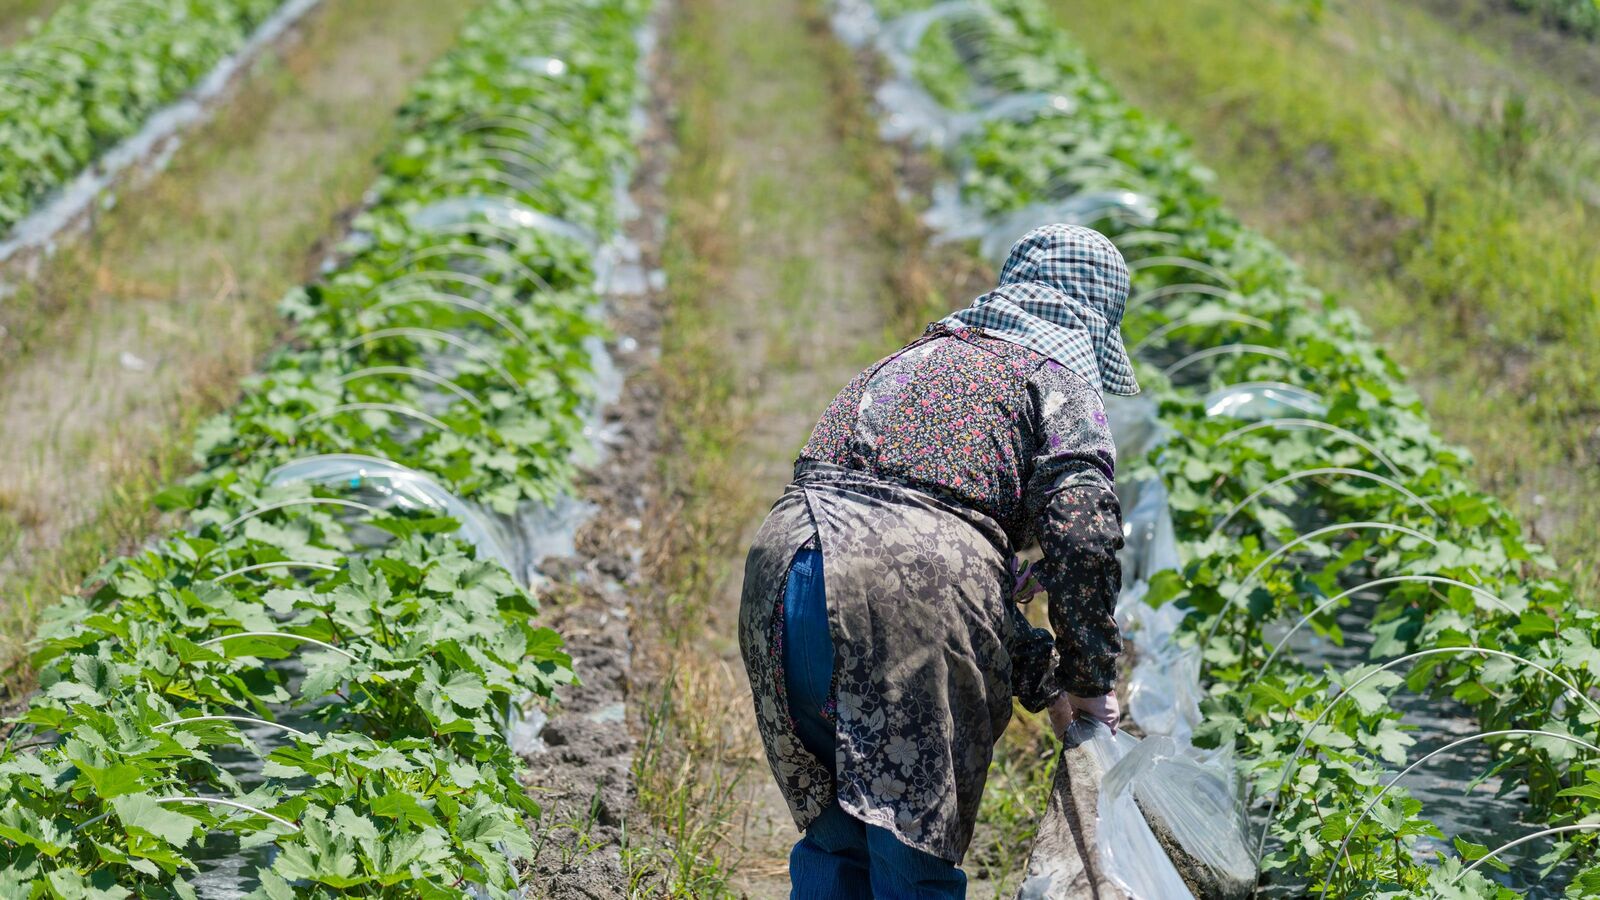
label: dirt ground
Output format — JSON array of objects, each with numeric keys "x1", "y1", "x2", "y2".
[
  {"x1": 519, "y1": 28, "x2": 673, "y2": 888},
  {"x1": 646, "y1": 0, "x2": 910, "y2": 892}
]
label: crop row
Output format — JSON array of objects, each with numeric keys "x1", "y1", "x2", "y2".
[
  {"x1": 859, "y1": 0, "x2": 1600, "y2": 896},
  {"x1": 0, "y1": 0, "x2": 648, "y2": 895},
  {"x1": 0, "y1": 0, "x2": 294, "y2": 232}
]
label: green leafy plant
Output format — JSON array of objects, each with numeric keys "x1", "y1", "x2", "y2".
[
  {"x1": 0, "y1": 0, "x2": 650, "y2": 893},
  {"x1": 868, "y1": 0, "x2": 1600, "y2": 894},
  {"x1": 0, "y1": 0, "x2": 288, "y2": 232}
]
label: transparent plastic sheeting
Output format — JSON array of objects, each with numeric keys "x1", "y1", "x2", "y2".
[
  {"x1": 405, "y1": 195, "x2": 596, "y2": 246},
  {"x1": 1104, "y1": 398, "x2": 1204, "y2": 755},
  {"x1": 1204, "y1": 382, "x2": 1328, "y2": 420},
  {"x1": 1073, "y1": 717, "x2": 1255, "y2": 900},
  {"x1": 266, "y1": 454, "x2": 522, "y2": 573},
  {"x1": 1071, "y1": 719, "x2": 1194, "y2": 899}
]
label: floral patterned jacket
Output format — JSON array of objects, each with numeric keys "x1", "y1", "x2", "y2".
[
  {"x1": 803, "y1": 326, "x2": 1124, "y2": 697},
  {"x1": 736, "y1": 327, "x2": 1124, "y2": 863}
]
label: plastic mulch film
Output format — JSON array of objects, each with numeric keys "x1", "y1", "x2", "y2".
[
  {"x1": 1114, "y1": 452, "x2": 1201, "y2": 744},
  {"x1": 1070, "y1": 718, "x2": 1197, "y2": 900}
]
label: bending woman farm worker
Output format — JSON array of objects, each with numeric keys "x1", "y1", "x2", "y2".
[{"x1": 739, "y1": 224, "x2": 1137, "y2": 898}]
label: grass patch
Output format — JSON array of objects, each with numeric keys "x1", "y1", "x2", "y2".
[
  {"x1": 1049, "y1": 0, "x2": 1600, "y2": 598},
  {"x1": 630, "y1": 0, "x2": 760, "y2": 892}
]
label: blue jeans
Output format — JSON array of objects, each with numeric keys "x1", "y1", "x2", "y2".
[{"x1": 782, "y1": 548, "x2": 967, "y2": 900}]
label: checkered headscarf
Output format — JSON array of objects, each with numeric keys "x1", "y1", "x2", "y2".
[{"x1": 939, "y1": 224, "x2": 1139, "y2": 396}]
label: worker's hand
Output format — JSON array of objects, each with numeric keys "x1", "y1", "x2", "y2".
[
  {"x1": 1009, "y1": 557, "x2": 1043, "y2": 602},
  {"x1": 1049, "y1": 691, "x2": 1120, "y2": 738}
]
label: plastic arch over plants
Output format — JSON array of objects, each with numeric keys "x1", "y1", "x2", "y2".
[
  {"x1": 1127, "y1": 255, "x2": 1241, "y2": 290},
  {"x1": 1160, "y1": 343, "x2": 1294, "y2": 380},
  {"x1": 414, "y1": 169, "x2": 568, "y2": 220},
  {"x1": 1432, "y1": 825, "x2": 1600, "y2": 898},
  {"x1": 265, "y1": 453, "x2": 519, "y2": 572},
  {"x1": 878, "y1": 1, "x2": 986, "y2": 71},
  {"x1": 1035, "y1": 162, "x2": 1150, "y2": 201},
  {"x1": 334, "y1": 366, "x2": 487, "y2": 411},
  {"x1": 1131, "y1": 311, "x2": 1272, "y2": 354},
  {"x1": 1326, "y1": 729, "x2": 1600, "y2": 895},
  {"x1": 221, "y1": 498, "x2": 380, "y2": 532},
  {"x1": 199, "y1": 631, "x2": 359, "y2": 662},
  {"x1": 403, "y1": 195, "x2": 594, "y2": 246},
  {"x1": 382, "y1": 241, "x2": 555, "y2": 295},
  {"x1": 336, "y1": 327, "x2": 523, "y2": 392},
  {"x1": 1253, "y1": 646, "x2": 1600, "y2": 866},
  {"x1": 1251, "y1": 575, "x2": 1520, "y2": 680},
  {"x1": 154, "y1": 715, "x2": 310, "y2": 740},
  {"x1": 366, "y1": 269, "x2": 502, "y2": 302},
  {"x1": 292, "y1": 401, "x2": 453, "y2": 435},
  {"x1": 1203, "y1": 381, "x2": 1327, "y2": 420},
  {"x1": 1129, "y1": 282, "x2": 1241, "y2": 310},
  {"x1": 1111, "y1": 229, "x2": 1183, "y2": 252},
  {"x1": 1215, "y1": 417, "x2": 1408, "y2": 480},
  {"x1": 1208, "y1": 466, "x2": 1438, "y2": 537},
  {"x1": 211, "y1": 561, "x2": 341, "y2": 583},
  {"x1": 1201, "y1": 520, "x2": 1443, "y2": 646},
  {"x1": 362, "y1": 290, "x2": 537, "y2": 351}
]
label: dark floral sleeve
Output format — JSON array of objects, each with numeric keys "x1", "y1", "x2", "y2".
[{"x1": 1023, "y1": 361, "x2": 1125, "y2": 698}]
